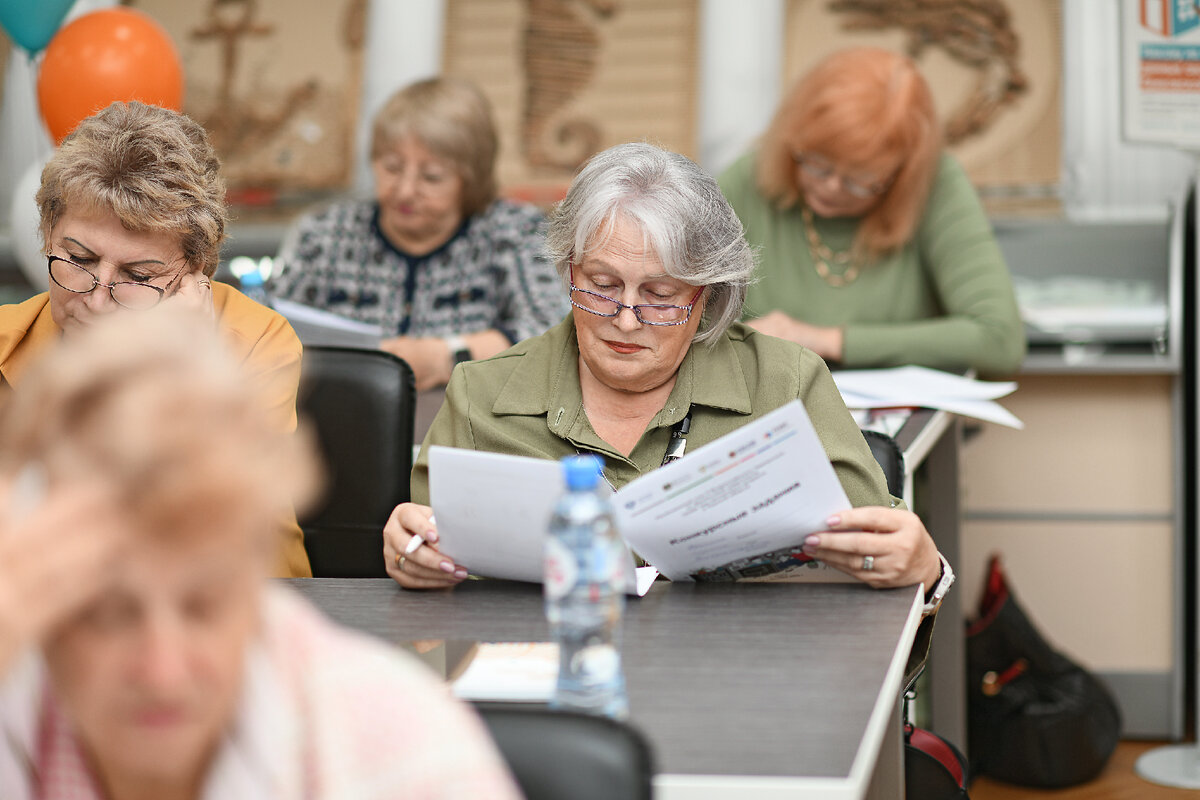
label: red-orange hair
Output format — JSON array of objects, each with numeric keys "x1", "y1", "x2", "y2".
[{"x1": 757, "y1": 47, "x2": 942, "y2": 261}]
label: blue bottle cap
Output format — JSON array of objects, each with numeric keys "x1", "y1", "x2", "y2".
[
  {"x1": 240, "y1": 270, "x2": 264, "y2": 287},
  {"x1": 562, "y1": 454, "x2": 603, "y2": 490}
]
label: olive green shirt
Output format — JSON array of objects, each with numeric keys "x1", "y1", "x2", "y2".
[
  {"x1": 411, "y1": 317, "x2": 895, "y2": 510},
  {"x1": 719, "y1": 151, "x2": 1026, "y2": 377}
]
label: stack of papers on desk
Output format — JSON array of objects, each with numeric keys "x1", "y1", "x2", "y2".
[
  {"x1": 270, "y1": 298, "x2": 384, "y2": 349},
  {"x1": 451, "y1": 643, "x2": 558, "y2": 703},
  {"x1": 429, "y1": 400, "x2": 858, "y2": 584},
  {"x1": 834, "y1": 366, "x2": 1023, "y2": 429}
]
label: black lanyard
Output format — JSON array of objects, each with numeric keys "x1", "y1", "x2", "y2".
[{"x1": 661, "y1": 407, "x2": 692, "y2": 466}]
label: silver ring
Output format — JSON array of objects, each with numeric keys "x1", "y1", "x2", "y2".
[
  {"x1": 861, "y1": 555, "x2": 875, "y2": 572},
  {"x1": 198, "y1": 280, "x2": 211, "y2": 289},
  {"x1": 395, "y1": 553, "x2": 406, "y2": 571}
]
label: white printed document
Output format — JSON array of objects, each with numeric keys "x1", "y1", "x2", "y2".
[
  {"x1": 613, "y1": 400, "x2": 853, "y2": 582},
  {"x1": 428, "y1": 447, "x2": 658, "y2": 596},
  {"x1": 834, "y1": 365, "x2": 1023, "y2": 429},
  {"x1": 270, "y1": 297, "x2": 384, "y2": 349},
  {"x1": 429, "y1": 399, "x2": 857, "y2": 587}
]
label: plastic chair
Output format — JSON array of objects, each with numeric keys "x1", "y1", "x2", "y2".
[
  {"x1": 297, "y1": 346, "x2": 415, "y2": 577},
  {"x1": 477, "y1": 706, "x2": 655, "y2": 800}
]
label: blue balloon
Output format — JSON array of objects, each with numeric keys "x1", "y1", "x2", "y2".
[{"x1": 0, "y1": 0, "x2": 75, "y2": 55}]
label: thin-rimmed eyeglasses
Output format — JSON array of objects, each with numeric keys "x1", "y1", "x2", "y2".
[
  {"x1": 569, "y1": 266, "x2": 704, "y2": 326},
  {"x1": 48, "y1": 255, "x2": 183, "y2": 311}
]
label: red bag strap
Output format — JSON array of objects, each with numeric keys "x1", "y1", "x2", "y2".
[
  {"x1": 906, "y1": 724, "x2": 966, "y2": 788},
  {"x1": 966, "y1": 554, "x2": 1010, "y2": 636}
]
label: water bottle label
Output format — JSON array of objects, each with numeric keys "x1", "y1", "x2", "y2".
[
  {"x1": 544, "y1": 536, "x2": 578, "y2": 601},
  {"x1": 571, "y1": 642, "x2": 622, "y2": 686}
]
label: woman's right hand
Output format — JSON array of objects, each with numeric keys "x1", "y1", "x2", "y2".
[
  {"x1": 383, "y1": 502, "x2": 469, "y2": 589},
  {"x1": 0, "y1": 479, "x2": 125, "y2": 674}
]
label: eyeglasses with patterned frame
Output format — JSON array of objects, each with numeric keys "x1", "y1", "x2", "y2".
[
  {"x1": 569, "y1": 266, "x2": 704, "y2": 326},
  {"x1": 791, "y1": 151, "x2": 895, "y2": 199},
  {"x1": 47, "y1": 255, "x2": 183, "y2": 311}
]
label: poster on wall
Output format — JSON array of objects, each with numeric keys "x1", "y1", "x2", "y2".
[
  {"x1": 443, "y1": 0, "x2": 699, "y2": 207},
  {"x1": 1121, "y1": 0, "x2": 1200, "y2": 148},
  {"x1": 129, "y1": 0, "x2": 367, "y2": 207}
]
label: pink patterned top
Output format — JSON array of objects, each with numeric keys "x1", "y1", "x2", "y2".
[{"x1": 0, "y1": 587, "x2": 522, "y2": 800}]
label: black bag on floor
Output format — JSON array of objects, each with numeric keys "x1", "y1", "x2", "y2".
[
  {"x1": 966, "y1": 555, "x2": 1121, "y2": 788},
  {"x1": 905, "y1": 721, "x2": 970, "y2": 799}
]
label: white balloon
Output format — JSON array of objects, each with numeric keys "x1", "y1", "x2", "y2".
[{"x1": 9, "y1": 154, "x2": 50, "y2": 292}]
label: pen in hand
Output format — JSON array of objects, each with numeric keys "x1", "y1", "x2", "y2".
[{"x1": 405, "y1": 514, "x2": 435, "y2": 556}]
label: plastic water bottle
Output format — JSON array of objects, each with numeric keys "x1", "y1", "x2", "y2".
[
  {"x1": 239, "y1": 269, "x2": 271, "y2": 307},
  {"x1": 544, "y1": 454, "x2": 629, "y2": 718}
]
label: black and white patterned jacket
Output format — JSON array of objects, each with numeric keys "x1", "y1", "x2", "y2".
[{"x1": 270, "y1": 199, "x2": 568, "y2": 344}]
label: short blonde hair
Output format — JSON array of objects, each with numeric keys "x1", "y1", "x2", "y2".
[
  {"x1": 757, "y1": 48, "x2": 942, "y2": 261},
  {"x1": 370, "y1": 77, "x2": 498, "y2": 217},
  {"x1": 0, "y1": 311, "x2": 316, "y2": 543},
  {"x1": 37, "y1": 101, "x2": 228, "y2": 277}
]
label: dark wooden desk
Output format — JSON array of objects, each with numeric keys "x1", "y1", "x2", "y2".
[{"x1": 286, "y1": 578, "x2": 923, "y2": 799}]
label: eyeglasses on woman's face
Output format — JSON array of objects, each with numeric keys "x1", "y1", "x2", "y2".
[
  {"x1": 791, "y1": 152, "x2": 895, "y2": 200},
  {"x1": 48, "y1": 255, "x2": 180, "y2": 311},
  {"x1": 569, "y1": 266, "x2": 704, "y2": 326}
]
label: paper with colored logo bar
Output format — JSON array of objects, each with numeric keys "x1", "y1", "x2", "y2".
[{"x1": 613, "y1": 399, "x2": 855, "y2": 583}]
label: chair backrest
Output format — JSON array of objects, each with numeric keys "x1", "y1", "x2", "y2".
[
  {"x1": 297, "y1": 346, "x2": 415, "y2": 577},
  {"x1": 477, "y1": 706, "x2": 655, "y2": 800},
  {"x1": 862, "y1": 429, "x2": 905, "y2": 498}
]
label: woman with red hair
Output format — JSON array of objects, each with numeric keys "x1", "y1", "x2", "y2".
[{"x1": 719, "y1": 47, "x2": 1025, "y2": 376}]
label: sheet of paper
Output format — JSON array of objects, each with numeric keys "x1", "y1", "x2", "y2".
[
  {"x1": 428, "y1": 447, "x2": 657, "y2": 596},
  {"x1": 613, "y1": 400, "x2": 854, "y2": 583},
  {"x1": 270, "y1": 297, "x2": 384, "y2": 349},
  {"x1": 834, "y1": 365, "x2": 1023, "y2": 429},
  {"x1": 451, "y1": 642, "x2": 558, "y2": 703}
]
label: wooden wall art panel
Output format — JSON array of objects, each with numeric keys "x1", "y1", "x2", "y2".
[
  {"x1": 444, "y1": 0, "x2": 699, "y2": 205},
  {"x1": 130, "y1": 0, "x2": 366, "y2": 207}
]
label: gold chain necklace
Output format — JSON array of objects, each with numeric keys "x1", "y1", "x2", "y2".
[{"x1": 801, "y1": 206, "x2": 860, "y2": 288}]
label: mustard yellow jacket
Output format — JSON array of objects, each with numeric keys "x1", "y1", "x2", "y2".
[{"x1": 0, "y1": 283, "x2": 312, "y2": 577}]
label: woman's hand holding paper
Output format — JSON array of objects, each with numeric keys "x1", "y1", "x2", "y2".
[
  {"x1": 383, "y1": 502, "x2": 469, "y2": 589},
  {"x1": 801, "y1": 506, "x2": 941, "y2": 590}
]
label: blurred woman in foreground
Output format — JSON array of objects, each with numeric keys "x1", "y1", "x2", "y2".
[{"x1": 0, "y1": 313, "x2": 519, "y2": 799}]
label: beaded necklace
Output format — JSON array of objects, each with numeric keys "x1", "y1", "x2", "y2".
[{"x1": 801, "y1": 206, "x2": 860, "y2": 288}]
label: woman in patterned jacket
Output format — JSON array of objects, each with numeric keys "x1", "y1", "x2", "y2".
[{"x1": 271, "y1": 77, "x2": 569, "y2": 390}]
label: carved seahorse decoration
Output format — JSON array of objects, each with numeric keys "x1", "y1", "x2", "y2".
[
  {"x1": 521, "y1": 0, "x2": 619, "y2": 171},
  {"x1": 828, "y1": 0, "x2": 1029, "y2": 144}
]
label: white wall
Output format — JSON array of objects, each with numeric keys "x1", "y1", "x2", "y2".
[{"x1": 1061, "y1": 0, "x2": 1197, "y2": 220}]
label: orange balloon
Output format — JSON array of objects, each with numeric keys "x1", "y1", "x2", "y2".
[{"x1": 36, "y1": 8, "x2": 183, "y2": 144}]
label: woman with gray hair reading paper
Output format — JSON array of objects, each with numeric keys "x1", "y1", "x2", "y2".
[{"x1": 383, "y1": 141, "x2": 949, "y2": 602}]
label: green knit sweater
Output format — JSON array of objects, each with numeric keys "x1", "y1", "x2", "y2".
[{"x1": 719, "y1": 151, "x2": 1026, "y2": 376}]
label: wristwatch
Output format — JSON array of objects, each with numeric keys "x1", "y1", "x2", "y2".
[
  {"x1": 444, "y1": 335, "x2": 472, "y2": 367},
  {"x1": 922, "y1": 552, "x2": 955, "y2": 616}
]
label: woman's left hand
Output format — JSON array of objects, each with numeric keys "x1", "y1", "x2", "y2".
[
  {"x1": 380, "y1": 336, "x2": 453, "y2": 391},
  {"x1": 162, "y1": 269, "x2": 216, "y2": 318},
  {"x1": 801, "y1": 506, "x2": 941, "y2": 589}
]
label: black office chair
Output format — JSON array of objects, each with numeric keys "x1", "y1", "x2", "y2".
[
  {"x1": 297, "y1": 346, "x2": 416, "y2": 577},
  {"x1": 861, "y1": 428, "x2": 904, "y2": 498},
  {"x1": 477, "y1": 706, "x2": 655, "y2": 800}
]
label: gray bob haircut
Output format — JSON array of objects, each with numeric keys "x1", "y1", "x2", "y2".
[{"x1": 546, "y1": 142, "x2": 755, "y2": 344}]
